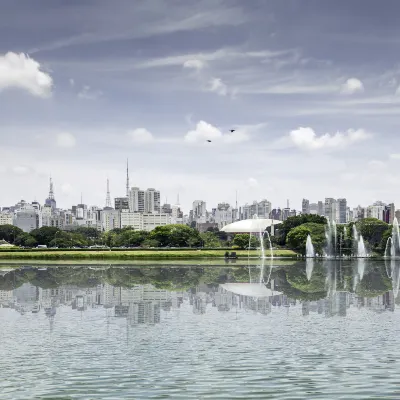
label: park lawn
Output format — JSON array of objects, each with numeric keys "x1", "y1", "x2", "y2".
[{"x1": 0, "y1": 249, "x2": 297, "y2": 260}]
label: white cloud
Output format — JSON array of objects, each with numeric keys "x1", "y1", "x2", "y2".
[
  {"x1": 209, "y1": 78, "x2": 228, "y2": 96},
  {"x1": 289, "y1": 127, "x2": 371, "y2": 150},
  {"x1": 69, "y1": 78, "x2": 75, "y2": 86},
  {"x1": 56, "y1": 132, "x2": 77, "y2": 148},
  {"x1": 247, "y1": 177, "x2": 259, "y2": 188},
  {"x1": 184, "y1": 120, "x2": 249, "y2": 144},
  {"x1": 78, "y1": 85, "x2": 103, "y2": 100},
  {"x1": 183, "y1": 59, "x2": 206, "y2": 70},
  {"x1": 390, "y1": 153, "x2": 400, "y2": 159},
  {"x1": 12, "y1": 166, "x2": 30, "y2": 175},
  {"x1": 341, "y1": 78, "x2": 364, "y2": 94},
  {"x1": 127, "y1": 128, "x2": 154, "y2": 143},
  {"x1": 0, "y1": 52, "x2": 53, "y2": 98}
]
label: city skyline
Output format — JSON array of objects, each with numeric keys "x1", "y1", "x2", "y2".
[{"x1": 2, "y1": 1, "x2": 400, "y2": 210}]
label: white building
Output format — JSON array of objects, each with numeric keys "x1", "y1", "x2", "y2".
[
  {"x1": 324, "y1": 198, "x2": 337, "y2": 223},
  {"x1": 120, "y1": 210, "x2": 171, "y2": 231},
  {"x1": 145, "y1": 188, "x2": 161, "y2": 213},
  {"x1": 367, "y1": 201, "x2": 386, "y2": 221},
  {"x1": 99, "y1": 209, "x2": 121, "y2": 232},
  {"x1": 0, "y1": 212, "x2": 13, "y2": 225},
  {"x1": 214, "y1": 203, "x2": 234, "y2": 229}
]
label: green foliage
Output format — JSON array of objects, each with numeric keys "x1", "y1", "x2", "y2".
[
  {"x1": 276, "y1": 214, "x2": 327, "y2": 246},
  {"x1": 286, "y1": 223, "x2": 326, "y2": 254},
  {"x1": 200, "y1": 232, "x2": 221, "y2": 248},
  {"x1": 30, "y1": 226, "x2": 61, "y2": 247},
  {"x1": 149, "y1": 225, "x2": 201, "y2": 247},
  {"x1": 0, "y1": 225, "x2": 24, "y2": 244},
  {"x1": 232, "y1": 234, "x2": 260, "y2": 249},
  {"x1": 356, "y1": 218, "x2": 389, "y2": 253}
]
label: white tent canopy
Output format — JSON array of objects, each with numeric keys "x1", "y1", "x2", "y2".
[
  {"x1": 220, "y1": 218, "x2": 282, "y2": 233},
  {"x1": 220, "y1": 283, "x2": 282, "y2": 297}
]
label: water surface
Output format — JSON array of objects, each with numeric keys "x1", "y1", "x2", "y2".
[{"x1": 1, "y1": 259, "x2": 400, "y2": 399}]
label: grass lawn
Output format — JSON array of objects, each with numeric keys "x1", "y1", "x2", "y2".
[{"x1": 0, "y1": 249, "x2": 297, "y2": 260}]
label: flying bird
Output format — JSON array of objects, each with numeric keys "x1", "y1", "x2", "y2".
[
  {"x1": 207, "y1": 140, "x2": 212, "y2": 142},
  {"x1": 230, "y1": 129, "x2": 235, "y2": 132}
]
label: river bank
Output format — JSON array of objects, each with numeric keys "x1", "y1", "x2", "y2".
[{"x1": 0, "y1": 249, "x2": 297, "y2": 260}]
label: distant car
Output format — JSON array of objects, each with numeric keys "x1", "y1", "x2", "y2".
[{"x1": 36, "y1": 245, "x2": 47, "y2": 249}]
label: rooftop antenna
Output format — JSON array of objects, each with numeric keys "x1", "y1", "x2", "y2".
[
  {"x1": 177, "y1": 193, "x2": 180, "y2": 205},
  {"x1": 106, "y1": 179, "x2": 111, "y2": 208},
  {"x1": 235, "y1": 190, "x2": 238, "y2": 210},
  {"x1": 80, "y1": 192, "x2": 83, "y2": 205},
  {"x1": 287, "y1": 199, "x2": 290, "y2": 209},
  {"x1": 126, "y1": 159, "x2": 130, "y2": 197},
  {"x1": 48, "y1": 176, "x2": 55, "y2": 200}
]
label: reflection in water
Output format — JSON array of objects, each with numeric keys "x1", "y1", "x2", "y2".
[{"x1": 1, "y1": 261, "x2": 400, "y2": 399}]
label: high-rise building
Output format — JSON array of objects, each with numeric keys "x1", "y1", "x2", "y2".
[
  {"x1": 145, "y1": 188, "x2": 161, "y2": 213},
  {"x1": 114, "y1": 197, "x2": 129, "y2": 211},
  {"x1": 302, "y1": 199, "x2": 310, "y2": 214},
  {"x1": 367, "y1": 201, "x2": 386, "y2": 221},
  {"x1": 192, "y1": 200, "x2": 207, "y2": 221},
  {"x1": 317, "y1": 201, "x2": 324, "y2": 216},
  {"x1": 337, "y1": 198, "x2": 347, "y2": 224},
  {"x1": 309, "y1": 203, "x2": 318, "y2": 215},
  {"x1": 383, "y1": 203, "x2": 395, "y2": 224},
  {"x1": 324, "y1": 198, "x2": 336, "y2": 222},
  {"x1": 129, "y1": 187, "x2": 145, "y2": 212},
  {"x1": 214, "y1": 203, "x2": 233, "y2": 229}
]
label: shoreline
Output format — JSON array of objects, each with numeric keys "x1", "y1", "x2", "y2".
[{"x1": 0, "y1": 249, "x2": 297, "y2": 260}]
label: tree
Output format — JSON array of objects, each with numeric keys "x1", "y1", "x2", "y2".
[
  {"x1": 200, "y1": 232, "x2": 221, "y2": 248},
  {"x1": 276, "y1": 214, "x2": 327, "y2": 246},
  {"x1": 113, "y1": 230, "x2": 149, "y2": 247},
  {"x1": 0, "y1": 225, "x2": 24, "y2": 244},
  {"x1": 149, "y1": 225, "x2": 201, "y2": 247},
  {"x1": 30, "y1": 226, "x2": 61, "y2": 246},
  {"x1": 286, "y1": 223, "x2": 326, "y2": 254},
  {"x1": 232, "y1": 234, "x2": 260, "y2": 249},
  {"x1": 14, "y1": 233, "x2": 38, "y2": 247},
  {"x1": 356, "y1": 218, "x2": 389, "y2": 252}
]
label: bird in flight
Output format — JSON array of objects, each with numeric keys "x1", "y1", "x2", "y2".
[
  {"x1": 207, "y1": 140, "x2": 212, "y2": 142},
  {"x1": 230, "y1": 129, "x2": 235, "y2": 132}
]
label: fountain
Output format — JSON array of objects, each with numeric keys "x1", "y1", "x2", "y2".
[
  {"x1": 306, "y1": 234, "x2": 315, "y2": 258},
  {"x1": 386, "y1": 217, "x2": 400, "y2": 258},
  {"x1": 352, "y1": 225, "x2": 368, "y2": 258},
  {"x1": 250, "y1": 214, "x2": 273, "y2": 259},
  {"x1": 324, "y1": 220, "x2": 337, "y2": 257}
]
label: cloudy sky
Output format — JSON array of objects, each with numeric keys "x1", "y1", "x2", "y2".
[{"x1": 1, "y1": 0, "x2": 400, "y2": 212}]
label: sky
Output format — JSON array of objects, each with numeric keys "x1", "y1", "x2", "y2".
[{"x1": 1, "y1": 0, "x2": 400, "y2": 212}]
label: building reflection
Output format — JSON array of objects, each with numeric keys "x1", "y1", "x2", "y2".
[{"x1": 0, "y1": 266, "x2": 398, "y2": 324}]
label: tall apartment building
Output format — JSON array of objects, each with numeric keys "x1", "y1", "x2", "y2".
[
  {"x1": 367, "y1": 201, "x2": 386, "y2": 221},
  {"x1": 383, "y1": 203, "x2": 395, "y2": 224},
  {"x1": 317, "y1": 201, "x2": 324, "y2": 216},
  {"x1": 309, "y1": 203, "x2": 318, "y2": 215},
  {"x1": 302, "y1": 199, "x2": 310, "y2": 214},
  {"x1": 145, "y1": 188, "x2": 161, "y2": 213},
  {"x1": 128, "y1": 187, "x2": 160, "y2": 213},
  {"x1": 324, "y1": 198, "x2": 337, "y2": 222},
  {"x1": 337, "y1": 198, "x2": 347, "y2": 224},
  {"x1": 214, "y1": 203, "x2": 233, "y2": 229},
  {"x1": 192, "y1": 200, "x2": 207, "y2": 222},
  {"x1": 115, "y1": 197, "x2": 129, "y2": 211}
]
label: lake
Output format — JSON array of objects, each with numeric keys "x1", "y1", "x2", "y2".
[{"x1": 1, "y1": 259, "x2": 400, "y2": 399}]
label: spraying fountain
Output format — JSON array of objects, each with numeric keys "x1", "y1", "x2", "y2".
[
  {"x1": 352, "y1": 225, "x2": 368, "y2": 258},
  {"x1": 250, "y1": 214, "x2": 274, "y2": 259},
  {"x1": 386, "y1": 217, "x2": 400, "y2": 258},
  {"x1": 324, "y1": 220, "x2": 337, "y2": 257},
  {"x1": 306, "y1": 234, "x2": 315, "y2": 258}
]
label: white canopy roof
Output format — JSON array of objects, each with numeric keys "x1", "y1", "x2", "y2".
[
  {"x1": 220, "y1": 218, "x2": 282, "y2": 233},
  {"x1": 220, "y1": 283, "x2": 282, "y2": 297}
]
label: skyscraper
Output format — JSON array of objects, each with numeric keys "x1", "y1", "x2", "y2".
[
  {"x1": 337, "y1": 198, "x2": 347, "y2": 224},
  {"x1": 324, "y1": 198, "x2": 336, "y2": 222},
  {"x1": 302, "y1": 199, "x2": 310, "y2": 214}
]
